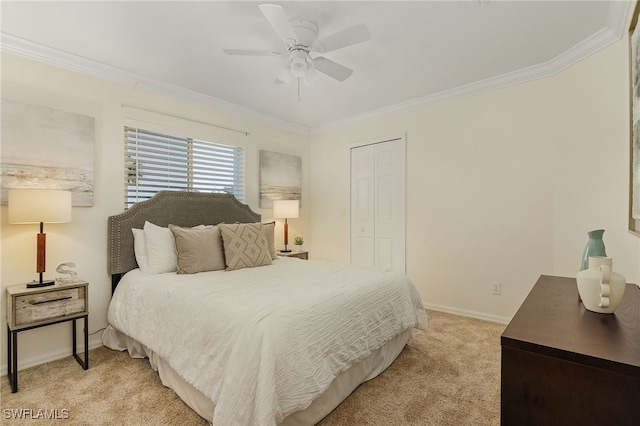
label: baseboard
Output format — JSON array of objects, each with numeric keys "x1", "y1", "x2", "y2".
[
  {"x1": 0, "y1": 334, "x2": 103, "y2": 376},
  {"x1": 424, "y1": 303, "x2": 511, "y2": 324}
]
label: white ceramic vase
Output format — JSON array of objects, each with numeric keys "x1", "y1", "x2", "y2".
[{"x1": 576, "y1": 256, "x2": 626, "y2": 314}]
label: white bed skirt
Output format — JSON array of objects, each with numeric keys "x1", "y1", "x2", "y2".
[{"x1": 102, "y1": 326, "x2": 411, "y2": 425}]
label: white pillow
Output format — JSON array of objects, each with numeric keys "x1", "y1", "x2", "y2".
[
  {"x1": 132, "y1": 228, "x2": 149, "y2": 273},
  {"x1": 143, "y1": 221, "x2": 178, "y2": 274}
]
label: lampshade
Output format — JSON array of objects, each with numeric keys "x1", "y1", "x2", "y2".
[
  {"x1": 9, "y1": 189, "x2": 72, "y2": 224},
  {"x1": 273, "y1": 200, "x2": 299, "y2": 219}
]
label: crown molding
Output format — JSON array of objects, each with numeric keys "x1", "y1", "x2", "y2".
[
  {"x1": 311, "y1": 0, "x2": 633, "y2": 135},
  {"x1": 0, "y1": 32, "x2": 312, "y2": 136},
  {"x1": 133, "y1": 80, "x2": 311, "y2": 135},
  {"x1": 1, "y1": 0, "x2": 632, "y2": 137},
  {"x1": 1, "y1": 33, "x2": 141, "y2": 87}
]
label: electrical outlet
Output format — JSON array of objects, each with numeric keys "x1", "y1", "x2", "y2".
[{"x1": 492, "y1": 282, "x2": 502, "y2": 295}]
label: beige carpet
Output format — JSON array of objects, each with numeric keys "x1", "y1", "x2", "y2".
[{"x1": 1, "y1": 310, "x2": 505, "y2": 425}]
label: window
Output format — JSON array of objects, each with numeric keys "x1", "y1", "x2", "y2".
[{"x1": 124, "y1": 126, "x2": 244, "y2": 208}]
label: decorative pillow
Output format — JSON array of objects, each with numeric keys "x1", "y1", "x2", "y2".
[
  {"x1": 169, "y1": 225, "x2": 225, "y2": 274},
  {"x1": 219, "y1": 222, "x2": 272, "y2": 271},
  {"x1": 132, "y1": 228, "x2": 149, "y2": 273},
  {"x1": 143, "y1": 221, "x2": 178, "y2": 274},
  {"x1": 263, "y1": 221, "x2": 277, "y2": 260}
]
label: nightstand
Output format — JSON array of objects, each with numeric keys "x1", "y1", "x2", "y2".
[
  {"x1": 6, "y1": 280, "x2": 89, "y2": 393},
  {"x1": 278, "y1": 250, "x2": 308, "y2": 260}
]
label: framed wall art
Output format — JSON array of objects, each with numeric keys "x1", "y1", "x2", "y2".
[
  {"x1": 259, "y1": 150, "x2": 301, "y2": 209},
  {"x1": 1, "y1": 99, "x2": 95, "y2": 206}
]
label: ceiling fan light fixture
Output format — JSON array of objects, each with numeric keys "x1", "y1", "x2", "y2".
[
  {"x1": 223, "y1": 4, "x2": 369, "y2": 85},
  {"x1": 290, "y1": 51, "x2": 307, "y2": 78}
]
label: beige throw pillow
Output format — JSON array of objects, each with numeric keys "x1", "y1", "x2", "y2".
[
  {"x1": 219, "y1": 222, "x2": 272, "y2": 271},
  {"x1": 263, "y1": 221, "x2": 277, "y2": 260},
  {"x1": 169, "y1": 225, "x2": 226, "y2": 274}
]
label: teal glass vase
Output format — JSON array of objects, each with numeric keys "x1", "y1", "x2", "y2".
[{"x1": 580, "y1": 229, "x2": 606, "y2": 271}]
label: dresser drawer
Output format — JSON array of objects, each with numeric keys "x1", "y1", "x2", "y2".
[{"x1": 7, "y1": 283, "x2": 88, "y2": 330}]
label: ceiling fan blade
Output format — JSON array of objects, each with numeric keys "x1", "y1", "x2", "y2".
[
  {"x1": 312, "y1": 57, "x2": 354, "y2": 82},
  {"x1": 259, "y1": 4, "x2": 297, "y2": 44},
  {"x1": 314, "y1": 24, "x2": 370, "y2": 53},
  {"x1": 223, "y1": 48, "x2": 284, "y2": 56}
]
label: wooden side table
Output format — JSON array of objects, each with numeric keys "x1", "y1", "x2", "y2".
[
  {"x1": 501, "y1": 275, "x2": 640, "y2": 425},
  {"x1": 6, "y1": 280, "x2": 89, "y2": 393},
  {"x1": 278, "y1": 250, "x2": 309, "y2": 260}
]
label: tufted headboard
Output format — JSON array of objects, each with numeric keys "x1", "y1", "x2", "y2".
[{"x1": 107, "y1": 191, "x2": 261, "y2": 292}]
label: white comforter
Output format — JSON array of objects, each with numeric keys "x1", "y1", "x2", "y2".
[{"x1": 107, "y1": 258, "x2": 427, "y2": 425}]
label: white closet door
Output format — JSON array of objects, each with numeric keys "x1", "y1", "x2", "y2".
[
  {"x1": 350, "y1": 144, "x2": 375, "y2": 268},
  {"x1": 373, "y1": 139, "x2": 406, "y2": 273},
  {"x1": 350, "y1": 137, "x2": 405, "y2": 273}
]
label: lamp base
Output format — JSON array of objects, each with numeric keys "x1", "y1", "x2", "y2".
[
  {"x1": 280, "y1": 249, "x2": 292, "y2": 253},
  {"x1": 26, "y1": 280, "x2": 55, "y2": 288}
]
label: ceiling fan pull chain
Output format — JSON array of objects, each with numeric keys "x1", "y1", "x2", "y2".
[{"x1": 297, "y1": 78, "x2": 301, "y2": 102}]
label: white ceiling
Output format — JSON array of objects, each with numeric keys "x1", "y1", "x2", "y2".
[{"x1": 0, "y1": 1, "x2": 634, "y2": 134}]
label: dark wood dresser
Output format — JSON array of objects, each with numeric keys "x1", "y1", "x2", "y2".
[{"x1": 501, "y1": 275, "x2": 640, "y2": 425}]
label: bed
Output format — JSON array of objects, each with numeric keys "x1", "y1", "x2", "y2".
[{"x1": 102, "y1": 191, "x2": 427, "y2": 425}]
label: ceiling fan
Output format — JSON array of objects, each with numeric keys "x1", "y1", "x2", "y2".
[{"x1": 223, "y1": 4, "x2": 370, "y2": 85}]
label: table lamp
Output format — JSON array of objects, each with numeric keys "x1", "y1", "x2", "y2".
[
  {"x1": 273, "y1": 199, "x2": 299, "y2": 253},
  {"x1": 8, "y1": 189, "x2": 72, "y2": 288}
]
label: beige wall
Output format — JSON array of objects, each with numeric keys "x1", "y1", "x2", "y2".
[
  {"x1": 308, "y1": 37, "x2": 640, "y2": 322},
  {"x1": 0, "y1": 53, "x2": 308, "y2": 371},
  {"x1": 2, "y1": 33, "x2": 639, "y2": 370}
]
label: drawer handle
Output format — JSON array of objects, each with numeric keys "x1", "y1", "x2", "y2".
[{"x1": 31, "y1": 296, "x2": 73, "y2": 305}]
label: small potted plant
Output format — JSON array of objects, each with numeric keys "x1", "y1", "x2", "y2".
[{"x1": 294, "y1": 235, "x2": 304, "y2": 252}]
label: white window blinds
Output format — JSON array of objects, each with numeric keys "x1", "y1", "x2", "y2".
[{"x1": 124, "y1": 126, "x2": 245, "y2": 208}]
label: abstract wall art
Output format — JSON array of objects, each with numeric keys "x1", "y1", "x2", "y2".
[
  {"x1": 259, "y1": 150, "x2": 301, "y2": 209},
  {"x1": 1, "y1": 99, "x2": 95, "y2": 206}
]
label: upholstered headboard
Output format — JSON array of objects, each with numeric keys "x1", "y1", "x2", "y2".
[{"x1": 108, "y1": 191, "x2": 261, "y2": 291}]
